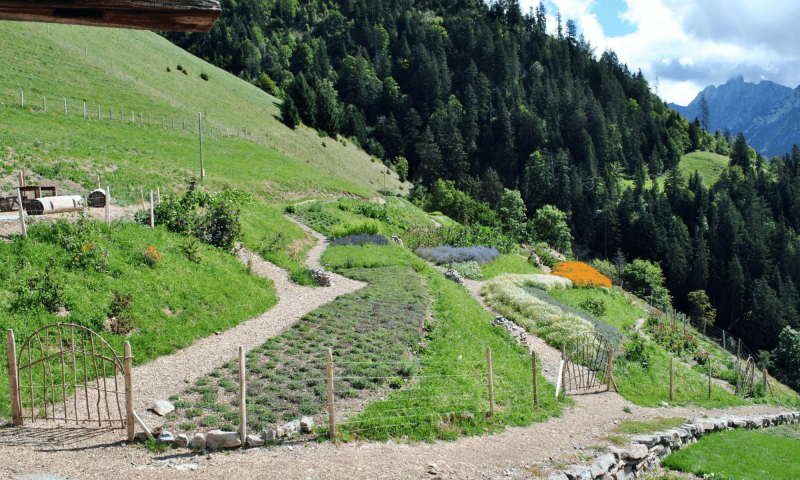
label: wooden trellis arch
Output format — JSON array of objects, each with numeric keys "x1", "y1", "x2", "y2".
[
  {"x1": 558, "y1": 331, "x2": 617, "y2": 395},
  {"x1": 6, "y1": 324, "x2": 134, "y2": 441}
]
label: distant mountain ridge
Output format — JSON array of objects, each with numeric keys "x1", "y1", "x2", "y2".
[{"x1": 668, "y1": 76, "x2": 800, "y2": 158}]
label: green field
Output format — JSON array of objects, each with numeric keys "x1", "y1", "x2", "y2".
[
  {"x1": 663, "y1": 426, "x2": 800, "y2": 479},
  {"x1": 0, "y1": 22, "x2": 408, "y2": 203},
  {"x1": 678, "y1": 151, "x2": 730, "y2": 185}
]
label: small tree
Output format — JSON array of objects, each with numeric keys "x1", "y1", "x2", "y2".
[
  {"x1": 774, "y1": 326, "x2": 800, "y2": 392},
  {"x1": 622, "y1": 259, "x2": 672, "y2": 311},
  {"x1": 394, "y1": 156, "x2": 409, "y2": 182},
  {"x1": 280, "y1": 96, "x2": 300, "y2": 129},
  {"x1": 688, "y1": 290, "x2": 716, "y2": 335},
  {"x1": 529, "y1": 205, "x2": 572, "y2": 254},
  {"x1": 613, "y1": 248, "x2": 627, "y2": 287},
  {"x1": 498, "y1": 189, "x2": 527, "y2": 242},
  {"x1": 698, "y1": 93, "x2": 711, "y2": 148}
]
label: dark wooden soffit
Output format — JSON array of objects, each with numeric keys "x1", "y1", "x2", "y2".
[{"x1": 0, "y1": 0, "x2": 221, "y2": 32}]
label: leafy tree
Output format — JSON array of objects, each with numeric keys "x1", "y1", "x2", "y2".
[
  {"x1": 529, "y1": 205, "x2": 572, "y2": 254},
  {"x1": 256, "y1": 73, "x2": 280, "y2": 96},
  {"x1": 622, "y1": 259, "x2": 672, "y2": 311},
  {"x1": 394, "y1": 157, "x2": 409, "y2": 183},
  {"x1": 688, "y1": 290, "x2": 716, "y2": 334},
  {"x1": 498, "y1": 189, "x2": 527, "y2": 242},
  {"x1": 773, "y1": 326, "x2": 800, "y2": 391}
]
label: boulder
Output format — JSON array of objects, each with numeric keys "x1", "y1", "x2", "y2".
[
  {"x1": 564, "y1": 465, "x2": 593, "y2": 480},
  {"x1": 444, "y1": 269, "x2": 464, "y2": 284},
  {"x1": 157, "y1": 430, "x2": 175, "y2": 443},
  {"x1": 391, "y1": 236, "x2": 404, "y2": 247},
  {"x1": 174, "y1": 434, "x2": 189, "y2": 448},
  {"x1": 151, "y1": 400, "x2": 175, "y2": 417},
  {"x1": 591, "y1": 453, "x2": 616, "y2": 477},
  {"x1": 614, "y1": 466, "x2": 634, "y2": 480},
  {"x1": 300, "y1": 416, "x2": 314, "y2": 433},
  {"x1": 188, "y1": 433, "x2": 206, "y2": 450},
  {"x1": 630, "y1": 435, "x2": 659, "y2": 448},
  {"x1": 262, "y1": 429, "x2": 276, "y2": 442},
  {"x1": 625, "y1": 444, "x2": 649, "y2": 460},
  {"x1": 246, "y1": 434, "x2": 264, "y2": 447},
  {"x1": 205, "y1": 430, "x2": 241, "y2": 450}
]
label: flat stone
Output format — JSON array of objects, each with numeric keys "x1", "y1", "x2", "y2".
[
  {"x1": 564, "y1": 465, "x2": 593, "y2": 480},
  {"x1": 246, "y1": 434, "x2": 264, "y2": 447},
  {"x1": 591, "y1": 453, "x2": 616, "y2": 477},
  {"x1": 157, "y1": 430, "x2": 175, "y2": 443},
  {"x1": 206, "y1": 430, "x2": 241, "y2": 450},
  {"x1": 300, "y1": 416, "x2": 314, "y2": 433},
  {"x1": 631, "y1": 435, "x2": 659, "y2": 448},
  {"x1": 614, "y1": 465, "x2": 634, "y2": 480},
  {"x1": 262, "y1": 429, "x2": 276, "y2": 442},
  {"x1": 625, "y1": 444, "x2": 649, "y2": 460},
  {"x1": 188, "y1": 433, "x2": 205, "y2": 450},
  {"x1": 151, "y1": 400, "x2": 175, "y2": 417},
  {"x1": 174, "y1": 434, "x2": 189, "y2": 448}
]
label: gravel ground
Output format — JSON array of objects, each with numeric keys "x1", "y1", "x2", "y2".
[{"x1": 0, "y1": 244, "x2": 794, "y2": 480}]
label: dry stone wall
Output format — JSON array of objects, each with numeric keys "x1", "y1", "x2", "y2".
[{"x1": 548, "y1": 411, "x2": 800, "y2": 480}]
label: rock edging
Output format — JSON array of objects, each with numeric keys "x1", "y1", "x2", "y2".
[{"x1": 548, "y1": 411, "x2": 800, "y2": 480}]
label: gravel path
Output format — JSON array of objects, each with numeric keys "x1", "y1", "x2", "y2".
[
  {"x1": 125, "y1": 223, "x2": 365, "y2": 428},
  {"x1": 1, "y1": 254, "x2": 794, "y2": 479}
]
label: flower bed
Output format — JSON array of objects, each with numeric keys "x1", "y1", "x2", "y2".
[{"x1": 551, "y1": 261, "x2": 612, "y2": 288}]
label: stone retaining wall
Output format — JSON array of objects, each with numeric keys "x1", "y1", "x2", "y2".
[{"x1": 548, "y1": 411, "x2": 800, "y2": 480}]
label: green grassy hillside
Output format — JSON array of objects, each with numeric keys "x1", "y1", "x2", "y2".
[
  {"x1": 679, "y1": 151, "x2": 730, "y2": 185},
  {"x1": 0, "y1": 22, "x2": 408, "y2": 203}
]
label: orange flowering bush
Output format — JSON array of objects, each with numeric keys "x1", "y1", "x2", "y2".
[
  {"x1": 141, "y1": 245, "x2": 163, "y2": 267},
  {"x1": 551, "y1": 261, "x2": 612, "y2": 288}
]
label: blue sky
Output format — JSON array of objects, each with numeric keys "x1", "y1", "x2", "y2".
[{"x1": 518, "y1": 0, "x2": 800, "y2": 105}]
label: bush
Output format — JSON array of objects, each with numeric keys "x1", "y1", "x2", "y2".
[
  {"x1": 283, "y1": 204, "x2": 297, "y2": 214},
  {"x1": 452, "y1": 261, "x2": 483, "y2": 280},
  {"x1": 579, "y1": 298, "x2": 606, "y2": 317},
  {"x1": 330, "y1": 219, "x2": 381, "y2": 239},
  {"x1": 108, "y1": 291, "x2": 135, "y2": 335},
  {"x1": 405, "y1": 225, "x2": 515, "y2": 254},
  {"x1": 331, "y1": 234, "x2": 389, "y2": 247},
  {"x1": 529, "y1": 205, "x2": 572, "y2": 254},
  {"x1": 416, "y1": 245, "x2": 499, "y2": 265},
  {"x1": 622, "y1": 259, "x2": 672, "y2": 311},
  {"x1": 200, "y1": 72, "x2": 209, "y2": 81}
]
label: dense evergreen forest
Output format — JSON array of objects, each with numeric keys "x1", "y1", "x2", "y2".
[{"x1": 165, "y1": 0, "x2": 800, "y2": 388}]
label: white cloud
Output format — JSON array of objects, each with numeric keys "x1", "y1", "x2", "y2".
[{"x1": 518, "y1": 0, "x2": 800, "y2": 105}]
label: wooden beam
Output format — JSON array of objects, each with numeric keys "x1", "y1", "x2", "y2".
[{"x1": 0, "y1": 0, "x2": 221, "y2": 32}]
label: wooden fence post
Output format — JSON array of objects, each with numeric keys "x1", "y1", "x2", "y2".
[
  {"x1": 20, "y1": 88, "x2": 23, "y2": 107},
  {"x1": 7, "y1": 329, "x2": 22, "y2": 426},
  {"x1": 83, "y1": 102, "x2": 86, "y2": 119},
  {"x1": 105, "y1": 185, "x2": 111, "y2": 226},
  {"x1": 16, "y1": 188, "x2": 26, "y2": 237},
  {"x1": 606, "y1": 346, "x2": 613, "y2": 392},
  {"x1": 149, "y1": 190, "x2": 154, "y2": 229},
  {"x1": 140, "y1": 190, "x2": 145, "y2": 211},
  {"x1": 736, "y1": 339, "x2": 742, "y2": 394},
  {"x1": 555, "y1": 344, "x2": 565, "y2": 398},
  {"x1": 123, "y1": 341, "x2": 134, "y2": 442},
  {"x1": 43, "y1": 96, "x2": 46, "y2": 113},
  {"x1": 64, "y1": 97, "x2": 67, "y2": 115},
  {"x1": 487, "y1": 347, "x2": 494, "y2": 415},
  {"x1": 669, "y1": 357, "x2": 674, "y2": 401},
  {"x1": 199, "y1": 113, "x2": 205, "y2": 181},
  {"x1": 326, "y1": 349, "x2": 335, "y2": 439},
  {"x1": 157, "y1": 187, "x2": 161, "y2": 204},
  {"x1": 532, "y1": 351, "x2": 538, "y2": 407},
  {"x1": 96, "y1": 174, "x2": 100, "y2": 189},
  {"x1": 238, "y1": 346, "x2": 246, "y2": 447},
  {"x1": 18, "y1": 170, "x2": 23, "y2": 187},
  {"x1": 708, "y1": 358, "x2": 712, "y2": 398}
]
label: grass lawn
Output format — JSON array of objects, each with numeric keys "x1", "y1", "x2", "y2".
[
  {"x1": 678, "y1": 151, "x2": 730, "y2": 185},
  {"x1": 0, "y1": 217, "x2": 276, "y2": 420},
  {"x1": 0, "y1": 21, "x2": 406, "y2": 202},
  {"x1": 481, "y1": 254, "x2": 542, "y2": 279},
  {"x1": 663, "y1": 426, "x2": 800, "y2": 479},
  {"x1": 548, "y1": 286, "x2": 645, "y2": 331}
]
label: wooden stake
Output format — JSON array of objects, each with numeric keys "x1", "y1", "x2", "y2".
[
  {"x1": 199, "y1": 113, "x2": 205, "y2": 181},
  {"x1": 64, "y1": 97, "x2": 67, "y2": 115},
  {"x1": 326, "y1": 349, "x2": 335, "y2": 439},
  {"x1": 606, "y1": 346, "x2": 613, "y2": 392},
  {"x1": 140, "y1": 190, "x2": 145, "y2": 211},
  {"x1": 157, "y1": 187, "x2": 161, "y2": 204},
  {"x1": 532, "y1": 351, "x2": 538, "y2": 407},
  {"x1": 133, "y1": 411, "x2": 153, "y2": 440},
  {"x1": 105, "y1": 185, "x2": 111, "y2": 225},
  {"x1": 83, "y1": 102, "x2": 86, "y2": 119},
  {"x1": 238, "y1": 346, "x2": 246, "y2": 447},
  {"x1": 487, "y1": 347, "x2": 494, "y2": 415},
  {"x1": 18, "y1": 170, "x2": 23, "y2": 187},
  {"x1": 20, "y1": 88, "x2": 23, "y2": 107},
  {"x1": 124, "y1": 341, "x2": 134, "y2": 442},
  {"x1": 669, "y1": 357, "x2": 674, "y2": 401},
  {"x1": 43, "y1": 96, "x2": 46, "y2": 113},
  {"x1": 16, "y1": 188, "x2": 26, "y2": 237},
  {"x1": 96, "y1": 174, "x2": 100, "y2": 189},
  {"x1": 149, "y1": 190, "x2": 154, "y2": 229},
  {"x1": 765, "y1": 369, "x2": 774, "y2": 397},
  {"x1": 708, "y1": 358, "x2": 712, "y2": 398},
  {"x1": 7, "y1": 329, "x2": 22, "y2": 426}
]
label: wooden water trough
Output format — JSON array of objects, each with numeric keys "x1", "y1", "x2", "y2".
[{"x1": 0, "y1": 0, "x2": 221, "y2": 32}]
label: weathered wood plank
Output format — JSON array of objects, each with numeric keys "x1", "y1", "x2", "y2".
[{"x1": 0, "y1": 0, "x2": 220, "y2": 32}]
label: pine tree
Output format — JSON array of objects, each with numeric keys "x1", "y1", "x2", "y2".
[
  {"x1": 289, "y1": 73, "x2": 317, "y2": 127},
  {"x1": 280, "y1": 95, "x2": 300, "y2": 129},
  {"x1": 730, "y1": 133, "x2": 751, "y2": 170}
]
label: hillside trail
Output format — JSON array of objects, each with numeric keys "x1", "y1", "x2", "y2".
[{"x1": 0, "y1": 250, "x2": 792, "y2": 480}]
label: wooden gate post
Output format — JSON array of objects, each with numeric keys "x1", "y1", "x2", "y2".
[
  {"x1": 16, "y1": 188, "x2": 26, "y2": 237},
  {"x1": 7, "y1": 330, "x2": 22, "y2": 426},
  {"x1": 487, "y1": 347, "x2": 494, "y2": 415},
  {"x1": 669, "y1": 357, "x2": 674, "y2": 401},
  {"x1": 531, "y1": 351, "x2": 538, "y2": 407},
  {"x1": 326, "y1": 349, "x2": 335, "y2": 439},
  {"x1": 238, "y1": 346, "x2": 246, "y2": 447},
  {"x1": 123, "y1": 341, "x2": 134, "y2": 442},
  {"x1": 606, "y1": 346, "x2": 613, "y2": 392}
]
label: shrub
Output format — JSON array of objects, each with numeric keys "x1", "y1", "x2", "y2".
[
  {"x1": 622, "y1": 259, "x2": 672, "y2": 311},
  {"x1": 452, "y1": 261, "x2": 483, "y2": 280},
  {"x1": 416, "y1": 245, "x2": 499, "y2": 265},
  {"x1": 109, "y1": 291, "x2": 135, "y2": 334},
  {"x1": 579, "y1": 298, "x2": 606, "y2": 317},
  {"x1": 529, "y1": 205, "x2": 572, "y2": 254},
  {"x1": 283, "y1": 204, "x2": 297, "y2": 214},
  {"x1": 183, "y1": 237, "x2": 203, "y2": 264},
  {"x1": 141, "y1": 245, "x2": 162, "y2": 267},
  {"x1": 330, "y1": 219, "x2": 381, "y2": 239},
  {"x1": 166, "y1": 67, "x2": 171, "y2": 72},
  {"x1": 405, "y1": 225, "x2": 515, "y2": 254},
  {"x1": 645, "y1": 315, "x2": 699, "y2": 354},
  {"x1": 331, "y1": 234, "x2": 389, "y2": 247},
  {"x1": 552, "y1": 261, "x2": 612, "y2": 288},
  {"x1": 200, "y1": 72, "x2": 209, "y2": 81},
  {"x1": 183, "y1": 69, "x2": 188, "y2": 75}
]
